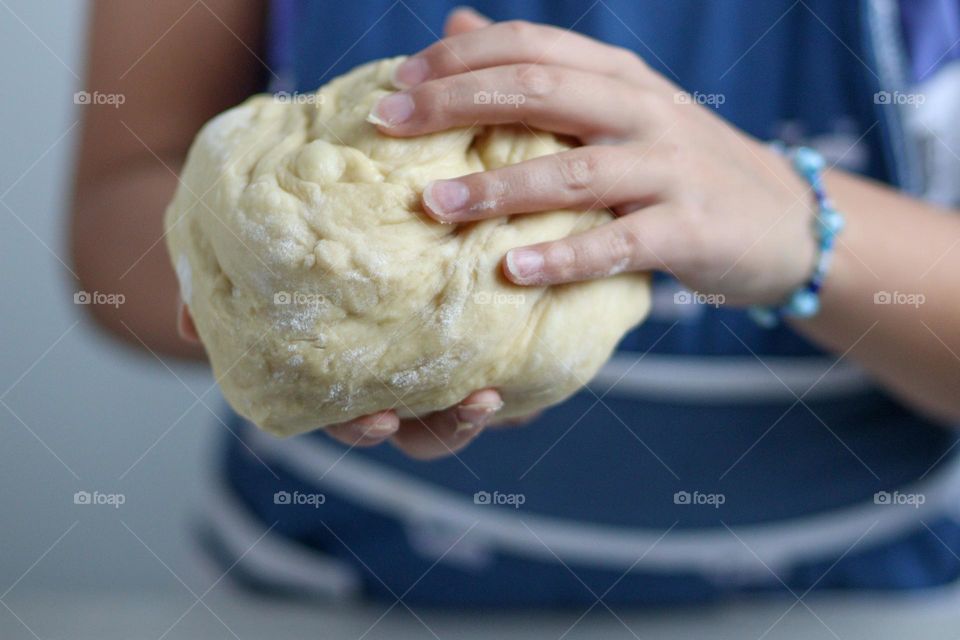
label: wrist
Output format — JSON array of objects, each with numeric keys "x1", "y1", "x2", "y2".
[
  {"x1": 749, "y1": 146, "x2": 845, "y2": 326},
  {"x1": 771, "y1": 151, "x2": 821, "y2": 299},
  {"x1": 785, "y1": 171, "x2": 859, "y2": 326}
]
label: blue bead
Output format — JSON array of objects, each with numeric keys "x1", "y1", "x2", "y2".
[
  {"x1": 787, "y1": 289, "x2": 820, "y2": 318},
  {"x1": 793, "y1": 147, "x2": 825, "y2": 175},
  {"x1": 818, "y1": 209, "x2": 845, "y2": 235}
]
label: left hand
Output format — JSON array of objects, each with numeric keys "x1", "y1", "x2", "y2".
[{"x1": 371, "y1": 11, "x2": 819, "y2": 307}]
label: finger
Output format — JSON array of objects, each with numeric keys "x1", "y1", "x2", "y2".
[
  {"x1": 391, "y1": 388, "x2": 502, "y2": 460},
  {"x1": 395, "y1": 19, "x2": 649, "y2": 89},
  {"x1": 391, "y1": 409, "x2": 476, "y2": 460},
  {"x1": 368, "y1": 65, "x2": 643, "y2": 140},
  {"x1": 503, "y1": 206, "x2": 675, "y2": 285},
  {"x1": 325, "y1": 410, "x2": 400, "y2": 447},
  {"x1": 454, "y1": 387, "x2": 503, "y2": 425},
  {"x1": 422, "y1": 146, "x2": 665, "y2": 222},
  {"x1": 442, "y1": 7, "x2": 492, "y2": 37},
  {"x1": 178, "y1": 303, "x2": 200, "y2": 343}
]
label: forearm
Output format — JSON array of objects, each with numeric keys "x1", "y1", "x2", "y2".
[
  {"x1": 71, "y1": 156, "x2": 204, "y2": 360},
  {"x1": 70, "y1": 0, "x2": 267, "y2": 362},
  {"x1": 789, "y1": 170, "x2": 960, "y2": 423}
]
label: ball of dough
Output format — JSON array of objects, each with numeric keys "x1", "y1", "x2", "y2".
[{"x1": 164, "y1": 57, "x2": 650, "y2": 437}]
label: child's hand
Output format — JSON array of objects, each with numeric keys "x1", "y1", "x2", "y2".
[
  {"x1": 372, "y1": 11, "x2": 817, "y2": 308},
  {"x1": 346, "y1": 7, "x2": 821, "y2": 458},
  {"x1": 325, "y1": 388, "x2": 503, "y2": 459}
]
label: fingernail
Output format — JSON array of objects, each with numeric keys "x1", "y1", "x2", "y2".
[
  {"x1": 392, "y1": 57, "x2": 430, "y2": 89},
  {"x1": 506, "y1": 249, "x2": 544, "y2": 282},
  {"x1": 359, "y1": 420, "x2": 395, "y2": 440},
  {"x1": 423, "y1": 180, "x2": 470, "y2": 218},
  {"x1": 366, "y1": 93, "x2": 414, "y2": 127},
  {"x1": 456, "y1": 401, "x2": 502, "y2": 431}
]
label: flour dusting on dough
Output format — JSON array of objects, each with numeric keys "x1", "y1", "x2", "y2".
[
  {"x1": 175, "y1": 254, "x2": 192, "y2": 304},
  {"x1": 163, "y1": 56, "x2": 650, "y2": 436},
  {"x1": 608, "y1": 257, "x2": 630, "y2": 276}
]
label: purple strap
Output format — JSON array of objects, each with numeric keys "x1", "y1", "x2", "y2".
[{"x1": 899, "y1": 0, "x2": 960, "y2": 82}]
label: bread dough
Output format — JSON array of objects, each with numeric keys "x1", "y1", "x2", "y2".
[{"x1": 164, "y1": 57, "x2": 650, "y2": 437}]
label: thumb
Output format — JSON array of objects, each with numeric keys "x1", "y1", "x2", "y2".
[{"x1": 443, "y1": 6, "x2": 493, "y2": 36}]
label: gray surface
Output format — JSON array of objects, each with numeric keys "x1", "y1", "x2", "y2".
[{"x1": 3, "y1": 587, "x2": 960, "y2": 639}]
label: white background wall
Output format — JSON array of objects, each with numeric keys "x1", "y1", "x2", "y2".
[{"x1": 0, "y1": 1, "x2": 217, "y2": 592}]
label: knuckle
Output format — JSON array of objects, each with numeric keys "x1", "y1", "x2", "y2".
[
  {"x1": 542, "y1": 241, "x2": 579, "y2": 279},
  {"x1": 574, "y1": 239, "x2": 607, "y2": 277},
  {"x1": 514, "y1": 63, "x2": 557, "y2": 99},
  {"x1": 557, "y1": 151, "x2": 600, "y2": 193},
  {"x1": 543, "y1": 226, "x2": 640, "y2": 281},
  {"x1": 415, "y1": 82, "x2": 454, "y2": 119},
  {"x1": 613, "y1": 46, "x2": 643, "y2": 69},
  {"x1": 672, "y1": 198, "x2": 709, "y2": 268},
  {"x1": 610, "y1": 220, "x2": 642, "y2": 262},
  {"x1": 476, "y1": 170, "x2": 508, "y2": 203},
  {"x1": 642, "y1": 94, "x2": 672, "y2": 125},
  {"x1": 504, "y1": 20, "x2": 536, "y2": 43},
  {"x1": 659, "y1": 140, "x2": 684, "y2": 163},
  {"x1": 649, "y1": 141, "x2": 689, "y2": 180},
  {"x1": 420, "y1": 43, "x2": 450, "y2": 73},
  {"x1": 623, "y1": 91, "x2": 661, "y2": 126}
]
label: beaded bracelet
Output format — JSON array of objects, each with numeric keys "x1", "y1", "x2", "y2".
[{"x1": 748, "y1": 146, "x2": 844, "y2": 328}]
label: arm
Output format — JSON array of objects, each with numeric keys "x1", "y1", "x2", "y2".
[
  {"x1": 70, "y1": 0, "x2": 267, "y2": 359},
  {"x1": 790, "y1": 172, "x2": 960, "y2": 423}
]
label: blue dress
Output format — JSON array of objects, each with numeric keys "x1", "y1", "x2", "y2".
[{"x1": 200, "y1": 0, "x2": 960, "y2": 606}]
